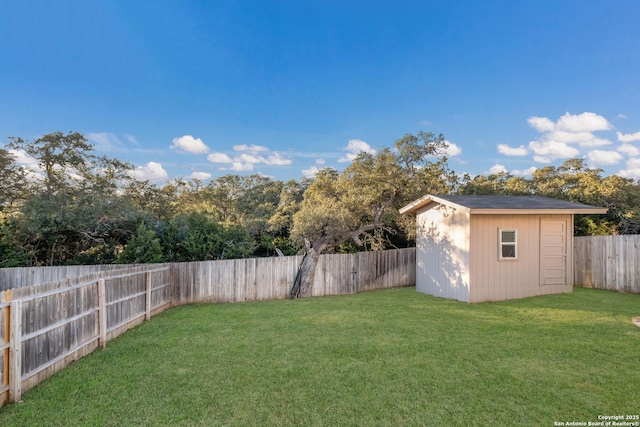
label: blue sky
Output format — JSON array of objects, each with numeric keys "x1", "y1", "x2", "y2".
[{"x1": 2, "y1": 1, "x2": 640, "y2": 183}]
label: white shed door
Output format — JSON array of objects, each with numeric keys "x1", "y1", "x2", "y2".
[{"x1": 540, "y1": 220, "x2": 567, "y2": 286}]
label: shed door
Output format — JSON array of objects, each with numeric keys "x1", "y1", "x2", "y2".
[{"x1": 540, "y1": 220, "x2": 567, "y2": 286}]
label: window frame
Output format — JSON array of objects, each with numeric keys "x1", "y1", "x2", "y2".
[{"x1": 498, "y1": 228, "x2": 517, "y2": 261}]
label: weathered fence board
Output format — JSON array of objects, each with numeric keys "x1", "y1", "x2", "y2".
[
  {"x1": 168, "y1": 249, "x2": 416, "y2": 304},
  {"x1": 0, "y1": 291, "x2": 10, "y2": 407},
  {"x1": 169, "y1": 255, "x2": 307, "y2": 305},
  {"x1": 574, "y1": 235, "x2": 640, "y2": 294},
  {"x1": 0, "y1": 264, "x2": 132, "y2": 292}
]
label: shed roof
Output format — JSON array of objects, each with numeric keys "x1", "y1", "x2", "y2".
[{"x1": 399, "y1": 194, "x2": 608, "y2": 215}]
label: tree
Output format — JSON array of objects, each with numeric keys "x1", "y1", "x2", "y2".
[
  {"x1": 116, "y1": 223, "x2": 163, "y2": 264},
  {"x1": 459, "y1": 172, "x2": 531, "y2": 196},
  {"x1": 0, "y1": 148, "x2": 27, "y2": 216},
  {"x1": 5, "y1": 131, "x2": 143, "y2": 265},
  {"x1": 289, "y1": 132, "x2": 456, "y2": 298},
  {"x1": 123, "y1": 178, "x2": 180, "y2": 221},
  {"x1": 180, "y1": 174, "x2": 288, "y2": 256},
  {"x1": 268, "y1": 179, "x2": 309, "y2": 255},
  {"x1": 7, "y1": 131, "x2": 95, "y2": 198}
]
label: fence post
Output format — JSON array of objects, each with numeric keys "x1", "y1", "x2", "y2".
[
  {"x1": 170, "y1": 263, "x2": 176, "y2": 307},
  {"x1": 9, "y1": 300, "x2": 22, "y2": 403},
  {"x1": 97, "y1": 279, "x2": 107, "y2": 349},
  {"x1": 145, "y1": 272, "x2": 152, "y2": 321}
]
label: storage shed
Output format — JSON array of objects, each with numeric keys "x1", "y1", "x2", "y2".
[{"x1": 400, "y1": 195, "x2": 607, "y2": 302}]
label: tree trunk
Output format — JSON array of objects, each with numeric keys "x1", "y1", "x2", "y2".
[
  {"x1": 296, "y1": 246, "x2": 321, "y2": 298},
  {"x1": 290, "y1": 237, "x2": 326, "y2": 299}
]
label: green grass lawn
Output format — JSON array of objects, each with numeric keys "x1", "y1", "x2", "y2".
[{"x1": 1, "y1": 287, "x2": 639, "y2": 426}]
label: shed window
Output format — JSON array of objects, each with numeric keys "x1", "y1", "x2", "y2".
[{"x1": 499, "y1": 229, "x2": 517, "y2": 259}]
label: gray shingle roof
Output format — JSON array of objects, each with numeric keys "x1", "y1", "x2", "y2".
[
  {"x1": 433, "y1": 195, "x2": 602, "y2": 210},
  {"x1": 400, "y1": 194, "x2": 608, "y2": 215}
]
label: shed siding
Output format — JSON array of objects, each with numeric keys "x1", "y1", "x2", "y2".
[
  {"x1": 416, "y1": 203, "x2": 471, "y2": 302},
  {"x1": 469, "y1": 214, "x2": 573, "y2": 302}
]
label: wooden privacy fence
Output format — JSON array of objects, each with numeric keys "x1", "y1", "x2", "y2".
[
  {"x1": 0, "y1": 248, "x2": 415, "y2": 407},
  {"x1": 171, "y1": 248, "x2": 416, "y2": 304},
  {"x1": 574, "y1": 235, "x2": 640, "y2": 294}
]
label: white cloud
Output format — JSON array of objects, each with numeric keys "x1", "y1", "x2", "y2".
[
  {"x1": 190, "y1": 172, "x2": 212, "y2": 180},
  {"x1": 315, "y1": 158, "x2": 326, "y2": 165},
  {"x1": 527, "y1": 113, "x2": 614, "y2": 160},
  {"x1": 524, "y1": 111, "x2": 621, "y2": 164},
  {"x1": 555, "y1": 112, "x2": 611, "y2": 132},
  {"x1": 587, "y1": 150, "x2": 623, "y2": 167},
  {"x1": 576, "y1": 137, "x2": 613, "y2": 148},
  {"x1": 488, "y1": 164, "x2": 507, "y2": 174},
  {"x1": 9, "y1": 149, "x2": 40, "y2": 171},
  {"x1": 9, "y1": 149, "x2": 43, "y2": 181},
  {"x1": 443, "y1": 141, "x2": 462, "y2": 157},
  {"x1": 233, "y1": 144, "x2": 269, "y2": 153},
  {"x1": 129, "y1": 162, "x2": 169, "y2": 182},
  {"x1": 236, "y1": 153, "x2": 265, "y2": 164},
  {"x1": 87, "y1": 132, "x2": 128, "y2": 152},
  {"x1": 497, "y1": 144, "x2": 528, "y2": 156},
  {"x1": 619, "y1": 158, "x2": 640, "y2": 180},
  {"x1": 207, "y1": 152, "x2": 233, "y2": 163},
  {"x1": 513, "y1": 112, "x2": 635, "y2": 175},
  {"x1": 548, "y1": 130, "x2": 612, "y2": 148},
  {"x1": 207, "y1": 145, "x2": 291, "y2": 170},
  {"x1": 301, "y1": 165, "x2": 320, "y2": 178},
  {"x1": 230, "y1": 162, "x2": 254, "y2": 172},
  {"x1": 529, "y1": 140, "x2": 580, "y2": 163},
  {"x1": 527, "y1": 116, "x2": 555, "y2": 132},
  {"x1": 171, "y1": 135, "x2": 210, "y2": 154},
  {"x1": 338, "y1": 139, "x2": 376, "y2": 163},
  {"x1": 511, "y1": 167, "x2": 537, "y2": 176},
  {"x1": 618, "y1": 143, "x2": 640, "y2": 157},
  {"x1": 617, "y1": 131, "x2": 640, "y2": 143},
  {"x1": 264, "y1": 152, "x2": 292, "y2": 166},
  {"x1": 123, "y1": 134, "x2": 139, "y2": 146}
]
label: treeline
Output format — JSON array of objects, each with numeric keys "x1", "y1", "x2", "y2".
[{"x1": 1, "y1": 131, "x2": 639, "y2": 268}]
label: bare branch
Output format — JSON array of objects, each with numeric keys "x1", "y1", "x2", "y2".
[
  {"x1": 351, "y1": 206, "x2": 385, "y2": 246},
  {"x1": 79, "y1": 231, "x2": 106, "y2": 245}
]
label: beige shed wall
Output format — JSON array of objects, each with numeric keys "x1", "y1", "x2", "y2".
[
  {"x1": 469, "y1": 213, "x2": 574, "y2": 302},
  {"x1": 415, "y1": 203, "x2": 471, "y2": 302}
]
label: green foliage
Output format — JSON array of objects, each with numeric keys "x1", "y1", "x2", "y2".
[
  {"x1": 155, "y1": 213, "x2": 256, "y2": 262},
  {"x1": 220, "y1": 224, "x2": 255, "y2": 259},
  {"x1": 159, "y1": 219, "x2": 183, "y2": 262},
  {"x1": 0, "y1": 222, "x2": 29, "y2": 267},
  {"x1": 459, "y1": 172, "x2": 531, "y2": 196},
  {"x1": 8, "y1": 188, "x2": 149, "y2": 265},
  {"x1": 116, "y1": 223, "x2": 163, "y2": 264},
  {"x1": 179, "y1": 213, "x2": 225, "y2": 261},
  {"x1": 123, "y1": 179, "x2": 180, "y2": 221}
]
